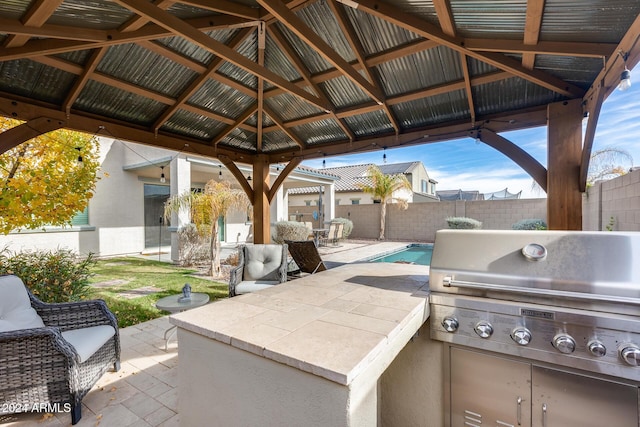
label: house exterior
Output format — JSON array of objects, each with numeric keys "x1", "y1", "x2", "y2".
[
  {"x1": 288, "y1": 161, "x2": 438, "y2": 207},
  {"x1": 0, "y1": 137, "x2": 337, "y2": 261}
]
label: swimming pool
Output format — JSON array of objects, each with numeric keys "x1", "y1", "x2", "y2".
[{"x1": 366, "y1": 244, "x2": 433, "y2": 266}]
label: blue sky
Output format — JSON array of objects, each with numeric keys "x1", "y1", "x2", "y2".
[{"x1": 301, "y1": 70, "x2": 640, "y2": 199}]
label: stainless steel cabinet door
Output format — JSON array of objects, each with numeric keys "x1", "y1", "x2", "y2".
[
  {"x1": 532, "y1": 366, "x2": 638, "y2": 427},
  {"x1": 450, "y1": 347, "x2": 531, "y2": 427}
]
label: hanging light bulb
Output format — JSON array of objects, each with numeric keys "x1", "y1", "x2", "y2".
[
  {"x1": 75, "y1": 147, "x2": 83, "y2": 164},
  {"x1": 383, "y1": 147, "x2": 387, "y2": 163},
  {"x1": 218, "y1": 165, "x2": 223, "y2": 179},
  {"x1": 160, "y1": 166, "x2": 166, "y2": 183},
  {"x1": 322, "y1": 159, "x2": 326, "y2": 168},
  {"x1": 247, "y1": 174, "x2": 252, "y2": 181},
  {"x1": 619, "y1": 67, "x2": 632, "y2": 91},
  {"x1": 618, "y1": 51, "x2": 632, "y2": 92}
]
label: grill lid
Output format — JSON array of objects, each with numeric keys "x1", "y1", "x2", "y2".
[{"x1": 429, "y1": 230, "x2": 640, "y2": 307}]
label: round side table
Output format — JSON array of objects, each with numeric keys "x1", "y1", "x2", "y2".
[{"x1": 156, "y1": 293, "x2": 209, "y2": 350}]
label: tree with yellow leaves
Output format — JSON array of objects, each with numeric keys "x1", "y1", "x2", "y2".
[{"x1": 0, "y1": 117, "x2": 101, "y2": 234}]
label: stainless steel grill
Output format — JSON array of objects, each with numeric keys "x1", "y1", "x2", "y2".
[{"x1": 429, "y1": 230, "x2": 640, "y2": 427}]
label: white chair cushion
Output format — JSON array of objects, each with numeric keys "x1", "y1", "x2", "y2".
[
  {"x1": 62, "y1": 325, "x2": 116, "y2": 363},
  {"x1": 0, "y1": 275, "x2": 45, "y2": 333},
  {"x1": 235, "y1": 280, "x2": 281, "y2": 295},
  {"x1": 243, "y1": 245, "x2": 283, "y2": 281}
]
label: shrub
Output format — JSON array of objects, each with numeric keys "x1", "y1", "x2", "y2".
[
  {"x1": 446, "y1": 217, "x2": 483, "y2": 229},
  {"x1": 331, "y1": 217, "x2": 353, "y2": 238},
  {"x1": 0, "y1": 248, "x2": 96, "y2": 302},
  {"x1": 512, "y1": 219, "x2": 547, "y2": 230},
  {"x1": 272, "y1": 221, "x2": 310, "y2": 244}
]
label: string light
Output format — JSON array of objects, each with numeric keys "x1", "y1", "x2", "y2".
[
  {"x1": 160, "y1": 165, "x2": 166, "y2": 183},
  {"x1": 618, "y1": 50, "x2": 632, "y2": 92},
  {"x1": 247, "y1": 174, "x2": 252, "y2": 181},
  {"x1": 218, "y1": 165, "x2": 222, "y2": 179},
  {"x1": 383, "y1": 147, "x2": 387, "y2": 163},
  {"x1": 75, "y1": 147, "x2": 83, "y2": 164}
]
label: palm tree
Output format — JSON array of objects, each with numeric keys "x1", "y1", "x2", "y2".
[
  {"x1": 356, "y1": 165, "x2": 412, "y2": 240},
  {"x1": 164, "y1": 179, "x2": 250, "y2": 277}
]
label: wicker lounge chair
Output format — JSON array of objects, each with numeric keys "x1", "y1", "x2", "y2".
[
  {"x1": 229, "y1": 244, "x2": 288, "y2": 297},
  {"x1": 285, "y1": 240, "x2": 327, "y2": 275},
  {"x1": 0, "y1": 275, "x2": 120, "y2": 425}
]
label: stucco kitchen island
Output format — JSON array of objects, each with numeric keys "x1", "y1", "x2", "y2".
[{"x1": 170, "y1": 263, "x2": 444, "y2": 426}]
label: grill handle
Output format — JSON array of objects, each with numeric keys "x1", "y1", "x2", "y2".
[{"x1": 442, "y1": 276, "x2": 640, "y2": 305}]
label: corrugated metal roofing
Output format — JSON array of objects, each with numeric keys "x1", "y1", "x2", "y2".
[
  {"x1": 0, "y1": 0, "x2": 638, "y2": 167},
  {"x1": 188, "y1": 79, "x2": 254, "y2": 118},
  {"x1": 162, "y1": 110, "x2": 227, "y2": 141},
  {"x1": 74, "y1": 80, "x2": 166, "y2": 126}
]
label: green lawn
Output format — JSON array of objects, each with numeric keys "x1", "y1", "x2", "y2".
[{"x1": 89, "y1": 257, "x2": 228, "y2": 328}]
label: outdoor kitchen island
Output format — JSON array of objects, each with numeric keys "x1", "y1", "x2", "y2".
[{"x1": 170, "y1": 262, "x2": 443, "y2": 426}]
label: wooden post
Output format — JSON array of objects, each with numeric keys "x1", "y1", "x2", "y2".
[
  {"x1": 252, "y1": 154, "x2": 271, "y2": 243},
  {"x1": 547, "y1": 99, "x2": 583, "y2": 230}
]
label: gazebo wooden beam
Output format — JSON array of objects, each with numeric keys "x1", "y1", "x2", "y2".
[{"x1": 0, "y1": 117, "x2": 65, "y2": 155}]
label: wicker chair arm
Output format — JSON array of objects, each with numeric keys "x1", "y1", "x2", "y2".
[
  {"x1": 0, "y1": 326, "x2": 80, "y2": 365},
  {"x1": 31, "y1": 295, "x2": 118, "y2": 332}
]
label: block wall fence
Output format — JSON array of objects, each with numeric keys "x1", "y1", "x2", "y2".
[{"x1": 289, "y1": 168, "x2": 640, "y2": 242}]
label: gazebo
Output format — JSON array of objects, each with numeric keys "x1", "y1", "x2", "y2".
[{"x1": 1, "y1": 0, "x2": 639, "y2": 241}]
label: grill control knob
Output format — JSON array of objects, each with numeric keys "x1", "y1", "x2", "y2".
[
  {"x1": 474, "y1": 321, "x2": 493, "y2": 339},
  {"x1": 553, "y1": 334, "x2": 576, "y2": 354},
  {"x1": 511, "y1": 327, "x2": 532, "y2": 346},
  {"x1": 588, "y1": 340, "x2": 607, "y2": 357},
  {"x1": 442, "y1": 316, "x2": 459, "y2": 333},
  {"x1": 620, "y1": 344, "x2": 640, "y2": 366}
]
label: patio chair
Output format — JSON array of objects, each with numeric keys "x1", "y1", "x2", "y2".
[
  {"x1": 229, "y1": 244, "x2": 288, "y2": 297},
  {"x1": 319, "y1": 222, "x2": 344, "y2": 246},
  {"x1": 285, "y1": 240, "x2": 327, "y2": 276},
  {"x1": 0, "y1": 274, "x2": 120, "y2": 425}
]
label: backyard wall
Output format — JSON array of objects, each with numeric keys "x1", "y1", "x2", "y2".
[
  {"x1": 335, "y1": 198, "x2": 547, "y2": 242},
  {"x1": 583, "y1": 168, "x2": 640, "y2": 231}
]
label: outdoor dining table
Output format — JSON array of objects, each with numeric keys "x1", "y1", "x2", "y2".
[{"x1": 311, "y1": 228, "x2": 328, "y2": 247}]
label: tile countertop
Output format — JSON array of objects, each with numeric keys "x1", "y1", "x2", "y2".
[{"x1": 170, "y1": 263, "x2": 430, "y2": 386}]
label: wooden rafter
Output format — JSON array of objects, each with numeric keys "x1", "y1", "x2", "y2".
[
  {"x1": 119, "y1": 0, "x2": 176, "y2": 33},
  {"x1": 522, "y1": 0, "x2": 545, "y2": 69},
  {"x1": 0, "y1": 16, "x2": 251, "y2": 62},
  {"x1": 465, "y1": 39, "x2": 614, "y2": 59},
  {"x1": 112, "y1": 0, "x2": 331, "y2": 111},
  {"x1": 2, "y1": 0, "x2": 64, "y2": 48},
  {"x1": 268, "y1": 106, "x2": 549, "y2": 162},
  {"x1": 0, "y1": 117, "x2": 65, "y2": 155},
  {"x1": 268, "y1": 24, "x2": 354, "y2": 141},
  {"x1": 328, "y1": 0, "x2": 400, "y2": 134},
  {"x1": 263, "y1": 105, "x2": 305, "y2": 148},
  {"x1": 212, "y1": 104, "x2": 258, "y2": 147},
  {"x1": 63, "y1": 47, "x2": 107, "y2": 117},
  {"x1": 338, "y1": 0, "x2": 584, "y2": 98},
  {"x1": 152, "y1": 28, "x2": 253, "y2": 132},
  {"x1": 257, "y1": 22, "x2": 266, "y2": 152},
  {"x1": 580, "y1": 79, "x2": 605, "y2": 192},
  {"x1": 432, "y1": 0, "x2": 476, "y2": 124},
  {"x1": 179, "y1": 0, "x2": 260, "y2": 20},
  {"x1": 258, "y1": 0, "x2": 385, "y2": 104}
]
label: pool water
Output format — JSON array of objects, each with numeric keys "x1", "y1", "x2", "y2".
[{"x1": 368, "y1": 244, "x2": 433, "y2": 266}]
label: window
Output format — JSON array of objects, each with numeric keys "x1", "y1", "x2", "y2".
[
  {"x1": 351, "y1": 199, "x2": 360, "y2": 205},
  {"x1": 373, "y1": 199, "x2": 381, "y2": 204},
  {"x1": 335, "y1": 199, "x2": 340, "y2": 206},
  {"x1": 305, "y1": 200, "x2": 311, "y2": 206},
  {"x1": 421, "y1": 179, "x2": 427, "y2": 193},
  {"x1": 70, "y1": 207, "x2": 89, "y2": 226}
]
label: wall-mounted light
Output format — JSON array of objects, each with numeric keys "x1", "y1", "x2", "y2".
[
  {"x1": 618, "y1": 50, "x2": 632, "y2": 92},
  {"x1": 160, "y1": 165, "x2": 166, "y2": 183}
]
